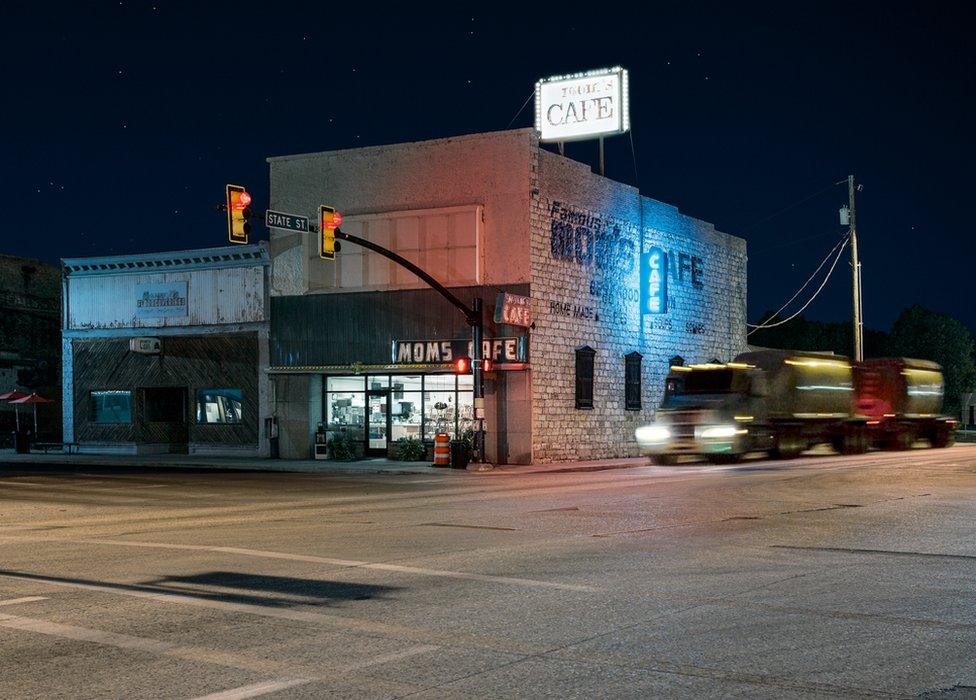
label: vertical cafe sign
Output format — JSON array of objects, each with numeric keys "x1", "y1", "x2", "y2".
[
  {"x1": 640, "y1": 247, "x2": 668, "y2": 315},
  {"x1": 535, "y1": 67, "x2": 630, "y2": 142}
]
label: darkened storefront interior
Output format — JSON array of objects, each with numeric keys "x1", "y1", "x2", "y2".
[{"x1": 72, "y1": 334, "x2": 258, "y2": 454}]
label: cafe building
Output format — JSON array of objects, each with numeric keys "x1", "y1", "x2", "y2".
[
  {"x1": 61, "y1": 244, "x2": 271, "y2": 455},
  {"x1": 266, "y1": 128, "x2": 747, "y2": 463}
]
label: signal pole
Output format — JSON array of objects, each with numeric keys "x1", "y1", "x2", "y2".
[{"x1": 848, "y1": 175, "x2": 863, "y2": 362}]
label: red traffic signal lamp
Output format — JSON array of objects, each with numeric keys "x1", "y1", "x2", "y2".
[
  {"x1": 226, "y1": 184, "x2": 252, "y2": 244},
  {"x1": 319, "y1": 205, "x2": 341, "y2": 260},
  {"x1": 481, "y1": 358, "x2": 493, "y2": 373},
  {"x1": 454, "y1": 355, "x2": 472, "y2": 375}
]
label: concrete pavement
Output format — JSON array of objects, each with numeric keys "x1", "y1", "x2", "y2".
[
  {"x1": 0, "y1": 448, "x2": 650, "y2": 477},
  {"x1": 0, "y1": 445, "x2": 974, "y2": 697}
]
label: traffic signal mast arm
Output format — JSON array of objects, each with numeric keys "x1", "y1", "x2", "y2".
[
  {"x1": 333, "y1": 227, "x2": 477, "y2": 325},
  {"x1": 332, "y1": 226, "x2": 488, "y2": 465}
]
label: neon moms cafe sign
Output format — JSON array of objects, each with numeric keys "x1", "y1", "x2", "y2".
[
  {"x1": 640, "y1": 247, "x2": 668, "y2": 315},
  {"x1": 535, "y1": 67, "x2": 630, "y2": 142}
]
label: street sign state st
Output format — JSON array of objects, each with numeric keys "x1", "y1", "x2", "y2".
[{"x1": 265, "y1": 210, "x2": 309, "y2": 233}]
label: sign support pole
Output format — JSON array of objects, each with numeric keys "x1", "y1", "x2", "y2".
[
  {"x1": 472, "y1": 297, "x2": 486, "y2": 465},
  {"x1": 599, "y1": 137, "x2": 605, "y2": 176}
]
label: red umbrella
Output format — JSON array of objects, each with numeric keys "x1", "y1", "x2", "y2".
[
  {"x1": 0, "y1": 390, "x2": 29, "y2": 430},
  {"x1": 9, "y1": 393, "x2": 54, "y2": 434}
]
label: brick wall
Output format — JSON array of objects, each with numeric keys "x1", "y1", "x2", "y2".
[{"x1": 529, "y1": 145, "x2": 747, "y2": 462}]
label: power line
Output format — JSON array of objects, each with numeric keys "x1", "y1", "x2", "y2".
[
  {"x1": 750, "y1": 229, "x2": 842, "y2": 256},
  {"x1": 747, "y1": 235, "x2": 850, "y2": 334},
  {"x1": 749, "y1": 234, "x2": 848, "y2": 327},
  {"x1": 506, "y1": 90, "x2": 535, "y2": 129},
  {"x1": 628, "y1": 129, "x2": 640, "y2": 189},
  {"x1": 741, "y1": 182, "x2": 837, "y2": 233}
]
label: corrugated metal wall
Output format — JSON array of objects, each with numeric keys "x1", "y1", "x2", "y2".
[
  {"x1": 67, "y1": 266, "x2": 266, "y2": 329},
  {"x1": 271, "y1": 284, "x2": 529, "y2": 367}
]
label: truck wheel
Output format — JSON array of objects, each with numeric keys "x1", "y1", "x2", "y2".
[
  {"x1": 773, "y1": 431, "x2": 804, "y2": 459},
  {"x1": 838, "y1": 424, "x2": 869, "y2": 455},
  {"x1": 883, "y1": 427, "x2": 915, "y2": 451},
  {"x1": 650, "y1": 453, "x2": 679, "y2": 466},
  {"x1": 931, "y1": 423, "x2": 956, "y2": 449}
]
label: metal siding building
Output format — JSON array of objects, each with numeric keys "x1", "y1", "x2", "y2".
[{"x1": 62, "y1": 244, "x2": 271, "y2": 456}]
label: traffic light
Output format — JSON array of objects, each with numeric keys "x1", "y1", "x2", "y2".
[
  {"x1": 454, "y1": 355, "x2": 472, "y2": 374},
  {"x1": 319, "y1": 205, "x2": 342, "y2": 260},
  {"x1": 226, "y1": 184, "x2": 252, "y2": 244}
]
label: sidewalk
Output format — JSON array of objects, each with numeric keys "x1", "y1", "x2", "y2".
[{"x1": 0, "y1": 449, "x2": 649, "y2": 477}]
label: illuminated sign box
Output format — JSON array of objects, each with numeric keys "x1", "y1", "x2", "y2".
[
  {"x1": 640, "y1": 247, "x2": 668, "y2": 315},
  {"x1": 535, "y1": 67, "x2": 630, "y2": 143}
]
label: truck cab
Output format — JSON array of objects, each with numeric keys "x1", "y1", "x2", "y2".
[{"x1": 636, "y1": 363, "x2": 771, "y2": 464}]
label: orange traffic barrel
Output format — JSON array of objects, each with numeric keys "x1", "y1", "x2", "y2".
[{"x1": 433, "y1": 433, "x2": 451, "y2": 466}]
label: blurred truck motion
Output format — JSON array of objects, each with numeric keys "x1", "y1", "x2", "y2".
[{"x1": 635, "y1": 349, "x2": 956, "y2": 465}]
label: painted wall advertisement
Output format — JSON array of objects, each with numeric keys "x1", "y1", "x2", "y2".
[
  {"x1": 135, "y1": 282, "x2": 188, "y2": 318},
  {"x1": 546, "y1": 200, "x2": 708, "y2": 330}
]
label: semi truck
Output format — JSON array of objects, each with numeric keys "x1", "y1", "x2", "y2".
[{"x1": 635, "y1": 349, "x2": 956, "y2": 464}]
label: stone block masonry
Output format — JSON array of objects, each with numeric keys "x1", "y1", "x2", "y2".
[{"x1": 529, "y1": 146, "x2": 747, "y2": 462}]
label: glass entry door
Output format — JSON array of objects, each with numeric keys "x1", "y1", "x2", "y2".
[{"x1": 366, "y1": 390, "x2": 390, "y2": 455}]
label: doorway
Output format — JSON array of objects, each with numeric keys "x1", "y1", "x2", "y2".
[
  {"x1": 142, "y1": 387, "x2": 189, "y2": 453},
  {"x1": 366, "y1": 390, "x2": 390, "y2": 456}
]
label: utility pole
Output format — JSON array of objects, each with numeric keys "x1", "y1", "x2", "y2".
[
  {"x1": 471, "y1": 297, "x2": 486, "y2": 465},
  {"x1": 847, "y1": 174, "x2": 864, "y2": 362}
]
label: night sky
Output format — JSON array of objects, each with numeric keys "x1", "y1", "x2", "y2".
[{"x1": 3, "y1": 2, "x2": 972, "y2": 332}]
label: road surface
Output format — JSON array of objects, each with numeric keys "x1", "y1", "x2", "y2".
[{"x1": 1, "y1": 447, "x2": 975, "y2": 698}]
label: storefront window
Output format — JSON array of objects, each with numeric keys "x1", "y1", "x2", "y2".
[
  {"x1": 392, "y1": 375, "x2": 422, "y2": 396},
  {"x1": 390, "y1": 391, "x2": 422, "y2": 442},
  {"x1": 324, "y1": 373, "x2": 473, "y2": 447},
  {"x1": 327, "y1": 376, "x2": 365, "y2": 392},
  {"x1": 457, "y1": 390, "x2": 474, "y2": 439},
  {"x1": 367, "y1": 376, "x2": 390, "y2": 390},
  {"x1": 196, "y1": 388, "x2": 243, "y2": 423},
  {"x1": 90, "y1": 390, "x2": 132, "y2": 423},
  {"x1": 326, "y1": 375, "x2": 366, "y2": 441}
]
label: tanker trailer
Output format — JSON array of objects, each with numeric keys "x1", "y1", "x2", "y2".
[
  {"x1": 733, "y1": 350, "x2": 868, "y2": 458},
  {"x1": 855, "y1": 358, "x2": 957, "y2": 449}
]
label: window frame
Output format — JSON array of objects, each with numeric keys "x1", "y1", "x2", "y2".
[
  {"x1": 89, "y1": 390, "x2": 133, "y2": 424},
  {"x1": 195, "y1": 388, "x2": 244, "y2": 425},
  {"x1": 625, "y1": 352, "x2": 642, "y2": 411},
  {"x1": 575, "y1": 345, "x2": 596, "y2": 410}
]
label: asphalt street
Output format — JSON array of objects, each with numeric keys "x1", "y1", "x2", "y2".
[{"x1": 1, "y1": 446, "x2": 975, "y2": 699}]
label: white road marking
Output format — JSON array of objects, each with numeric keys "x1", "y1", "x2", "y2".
[
  {"x1": 343, "y1": 644, "x2": 440, "y2": 671},
  {"x1": 0, "y1": 612, "x2": 175, "y2": 654},
  {"x1": 0, "y1": 596, "x2": 48, "y2": 607},
  {"x1": 190, "y1": 643, "x2": 439, "y2": 699},
  {"x1": 0, "y1": 571, "x2": 538, "y2": 654},
  {"x1": 0, "y1": 608, "x2": 438, "y2": 695},
  {"x1": 190, "y1": 678, "x2": 312, "y2": 700},
  {"x1": 69, "y1": 538, "x2": 599, "y2": 592}
]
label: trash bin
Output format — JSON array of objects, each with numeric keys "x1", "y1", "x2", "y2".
[
  {"x1": 449, "y1": 440, "x2": 470, "y2": 469},
  {"x1": 13, "y1": 429, "x2": 30, "y2": 454}
]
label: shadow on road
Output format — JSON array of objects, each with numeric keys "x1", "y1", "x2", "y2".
[
  {"x1": 144, "y1": 571, "x2": 396, "y2": 606},
  {"x1": 0, "y1": 569, "x2": 398, "y2": 608}
]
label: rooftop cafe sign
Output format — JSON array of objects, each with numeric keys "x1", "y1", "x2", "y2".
[{"x1": 535, "y1": 67, "x2": 630, "y2": 143}]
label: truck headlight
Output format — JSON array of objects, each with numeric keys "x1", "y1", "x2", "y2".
[
  {"x1": 696, "y1": 425, "x2": 739, "y2": 439},
  {"x1": 635, "y1": 425, "x2": 671, "y2": 443}
]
